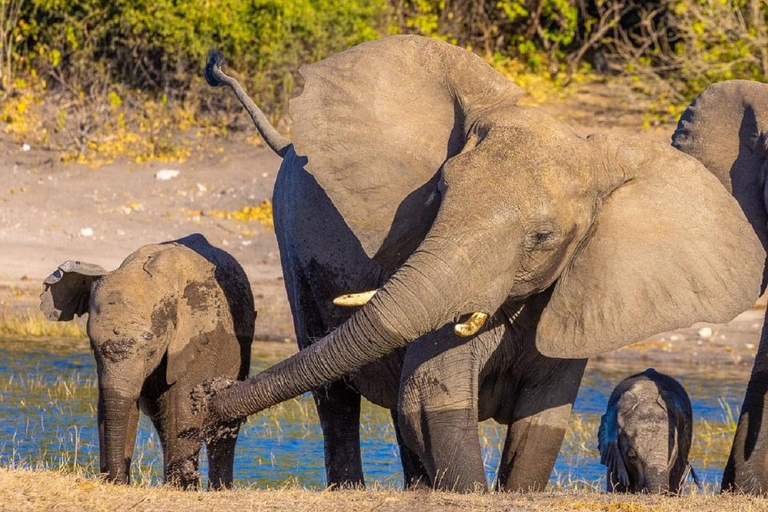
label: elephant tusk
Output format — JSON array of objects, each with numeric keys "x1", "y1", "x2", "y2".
[
  {"x1": 333, "y1": 290, "x2": 378, "y2": 307},
  {"x1": 454, "y1": 312, "x2": 489, "y2": 337}
]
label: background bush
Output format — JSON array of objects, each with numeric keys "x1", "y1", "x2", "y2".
[{"x1": 1, "y1": 0, "x2": 766, "y2": 160}]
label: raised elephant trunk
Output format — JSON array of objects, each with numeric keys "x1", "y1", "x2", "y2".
[
  {"x1": 211, "y1": 233, "x2": 511, "y2": 422},
  {"x1": 98, "y1": 389, "x2": 137, "y2": 483}
]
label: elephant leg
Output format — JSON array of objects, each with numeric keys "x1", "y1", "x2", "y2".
[
  {"x1": 160, "y1": 427, "x2": 203, "y2": 489},
  {"x1": 391, "y1": 409, "x2": 430, "y2": 489},
  {"x1": 206, "y1": 427, "x2": 240, "y2": 490},
  {"x1": 723, "y1": 315, "x2": 768, "y2": 494},
  {"x1": 398, "y1": 326, "x2": 486, "y2": 493},
  {"x1": 496, "y1": 357, "x2": 587, "y2": 492},
  {"x1": 286, "y1": 267, "x2": 365, "y2": 488},
  {"x1": 313, "y1": 381, "x2": 365, "y2": 487},
  {"x1": 147, "y1": 397, "x2": 203, "y2": 490}
]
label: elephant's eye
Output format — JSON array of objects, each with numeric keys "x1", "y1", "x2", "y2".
[
  {"x1": 626, "y1": 448, "x2": 638, "y2": 462},
  {"x1": 527, "y1": 229, "x2": 555, "y2": 249}
]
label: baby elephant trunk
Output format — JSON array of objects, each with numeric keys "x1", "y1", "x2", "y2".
[
  {"x1": 98, "y1": 389, "x2": 138, "y2": 483},
  {"x1": 640, "y1": 466, "x2": 672, "y2": 494}
]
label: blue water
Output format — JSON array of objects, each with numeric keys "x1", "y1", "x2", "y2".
[{"x1": 0, "y1": 339, "x2": 749, "y2": 490}]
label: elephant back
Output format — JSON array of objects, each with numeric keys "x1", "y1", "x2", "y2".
[{"x1": 672, "y1": 80, "x2": 768, "y2": 286}]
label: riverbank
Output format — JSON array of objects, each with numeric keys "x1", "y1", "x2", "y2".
[{"x1": 3, "y1": 467, "x2": 768, "y2": 512}]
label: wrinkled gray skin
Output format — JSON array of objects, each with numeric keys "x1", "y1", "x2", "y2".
[
  {"x1": 40, "y1": 234, "x2": 255, "y2": 489},
  {"x1": 599, "y1": 368, "x2": 699, "y2": 494},
  {"x1": 673, "y1": 80, "x2": 768, "y2": 495},
  {"x1": 203, "y1": 36, "x2": 764, "y2": 492}
]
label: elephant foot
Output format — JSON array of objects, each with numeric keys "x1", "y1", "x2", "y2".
[{"x1": 166, "y1": 458, "x2": 201, "y2": 490}]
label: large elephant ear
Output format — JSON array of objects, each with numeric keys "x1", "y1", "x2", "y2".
[
  {"x1": 40, "y1": 261, "x2": 108, "y2": 321},
  {"x1": 289, "y1": 35, "x2": 523, "y2": 258},
  {"x1": 672, "y1": 80, "x2": 768, "y2": 285},
  {"x1": 537, "y1": 135, "x2": 765, "y2": 359}
]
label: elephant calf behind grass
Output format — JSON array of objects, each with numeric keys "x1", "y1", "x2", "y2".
[
  {"x1": 40, "y1": 233, "x2": 255, "y2": 489},
  {"x1": 599, "y1": 368, "x2": 700, "y2": 494}
]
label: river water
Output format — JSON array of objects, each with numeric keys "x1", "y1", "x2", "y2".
[{"x1": 0, "y1": 339, "x2": 749, "y2": 490}]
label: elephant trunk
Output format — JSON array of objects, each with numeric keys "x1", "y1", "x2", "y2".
[
  {"x1": 641, "y1": 470, "x2": 670, "y2": 494},
  {"x1": 210, "y1": 234, "x2": 501, "y2": 422},
  {"x1": 98, "y1": 388, "x2": 137, "y2": 483}
]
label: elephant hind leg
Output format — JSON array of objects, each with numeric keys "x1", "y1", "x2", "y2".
[
  {"x1": 287, "y1": 268, "x2": 365, "y2": 488},
  {"x1": 206, "y1": 426, "x2": 240, "y2": 490},
  {"x1": 313, "y1": 381, "x2": 365, "y2": 488}
]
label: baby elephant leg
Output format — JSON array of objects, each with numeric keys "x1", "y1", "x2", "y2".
[{"x1": 206, "y1": 423, "x2": 241, "y2": 490}]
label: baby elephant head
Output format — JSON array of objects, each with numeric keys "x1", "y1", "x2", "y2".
[
  {"x1": 39, "y1": 233, "x2": 255, "y2": 487},
  {"x1": 598, "y1": 368, "x2": 700, "y2": 494}
]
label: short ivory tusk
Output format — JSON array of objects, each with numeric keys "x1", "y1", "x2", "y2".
[
  {"x1": 454, "y1": 312, "x2": 489, "y2": 337},
  {"x1": 333, "y1": 290, "x2": 378, "y2": 307}
]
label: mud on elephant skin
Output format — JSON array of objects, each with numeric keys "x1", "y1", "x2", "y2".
[
  {"x1": 202, "y1": 36, "x2": 764, "y2": 492},
  {"x1": 673, "y1": 80, "x2": 768, "y2": 495},
  {"x1": 40, "y1": 233, "x2": 255, "y2": 489},
  {"x1": 599, "y1": 368, "x2": 700, "y2": 494}
]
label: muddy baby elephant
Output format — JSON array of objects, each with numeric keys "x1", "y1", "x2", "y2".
[
  {"x1": 40, "y1": 234, "x2": 255, "y2": 489},
  {"x1": 598, "y1": 369, "x2": 700, "y2": 493}
]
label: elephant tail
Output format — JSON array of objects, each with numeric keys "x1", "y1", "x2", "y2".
[{"x1": 205, "y1": 50, "x2": 290, "y2": 158}]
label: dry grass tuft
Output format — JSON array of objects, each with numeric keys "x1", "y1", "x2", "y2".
[
  {"x1": 2, "y1": 467, "x2": 768, "y2": 512},
  {"x1": 0, "y1": 310, "x2": 86, "y2": 339}
]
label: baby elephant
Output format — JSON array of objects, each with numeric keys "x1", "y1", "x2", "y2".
[
  {"x1": 40, "y1": 234, "x2": 255, "y2": 489},
  {"x1": 598, "y1": 368, "x2": 700, "y2": 493}
]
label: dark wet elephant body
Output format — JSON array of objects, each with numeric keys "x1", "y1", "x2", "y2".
[
  {"x1": 204, "y1": 36, "x2": 764, "y2": 492},
  {"x1": 40, "y1": 234, "x2": 255, "y2": 489},
  {"x1": 673, "y1": 80, "x2": 768, "y2": 494}
]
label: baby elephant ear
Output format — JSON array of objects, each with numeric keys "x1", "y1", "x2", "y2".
[
  {"x1": 40, "y1": 261, "x2": 108, "y2": 321},
  {"x1": 598, "y1": 411, "x2": 629, "y2": 490},
  {"x1": 537, "y1": 135, "x2": 765, "y2": 359}
]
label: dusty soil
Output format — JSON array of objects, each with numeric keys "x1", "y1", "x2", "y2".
[
  {"x1": 3, "y1": 467, "x2": 768, "y2": 512},
  {"x1": 0, "y1": 79, "x2": 763, "y2": 370}
]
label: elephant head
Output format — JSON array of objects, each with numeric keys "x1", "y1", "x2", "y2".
[
  {"x1": 599, "y1": 369, "x2": 698, "y2": 493},
  {"x1": 205, "y1": 36, "x2": 764, "y2": 423},
  {"x1": 41, "y1": 233, "x2": 254, "y2": 484}
]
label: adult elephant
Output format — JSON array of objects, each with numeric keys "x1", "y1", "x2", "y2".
[
  {"x1": 672, "y1": 80, "x2": 768, "y2": 494},
  {"x1": 202, "y1": 36, "x2": 763, "y2": 491},
  {"x1": 40, "y1": 234, "x2": 255, "y2": 489}
]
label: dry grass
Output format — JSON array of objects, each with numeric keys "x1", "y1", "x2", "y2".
[
  {"x1": 2, "y1": 467, "x2": 768, "y2": 512},
  {"x1": 0, "y1": 310, "x2": 86, "y2": 338}
]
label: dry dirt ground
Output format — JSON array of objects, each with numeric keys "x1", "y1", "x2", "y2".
[
  {"x1": 1, "y1": 78, "x2": 763, "y2": 370},
  {"x1": 3, "y1": 467, "x2": 768, "y2": 512}
]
